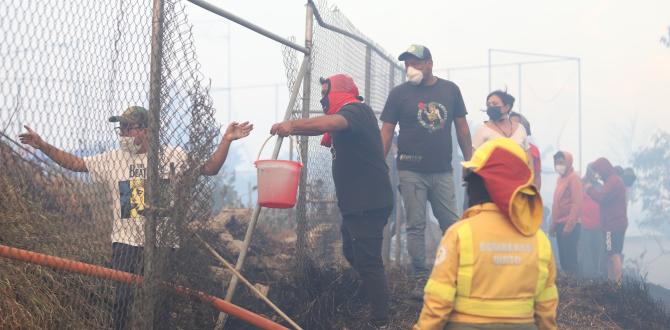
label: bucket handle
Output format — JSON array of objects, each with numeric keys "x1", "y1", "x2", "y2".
[{"x1": 257, "y1": 134, "x2": 302, "y2": 163}]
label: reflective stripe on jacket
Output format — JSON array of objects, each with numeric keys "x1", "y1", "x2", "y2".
[{"x1": 414, "y1": 203, "x2": 558, "y2": 330}]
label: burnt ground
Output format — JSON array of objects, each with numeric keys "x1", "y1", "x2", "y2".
[{"x1": 2, "y1": 139, "x2": 669, "y2": 330}]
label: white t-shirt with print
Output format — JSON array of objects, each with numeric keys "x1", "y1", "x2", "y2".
[
  {"x1": 84, "y1": 147, "x2": 188, "y2": 247},
  {"x1": 472, "y1": 123, "x2": 529, "y2": 150}
]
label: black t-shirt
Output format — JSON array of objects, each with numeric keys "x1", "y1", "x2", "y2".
[
  {"x1": 380, "y1": 78, "x2": 467, "y2": 173},
  {"x1": 332, "y1": 103, "x2": 394, "y2": 215}
]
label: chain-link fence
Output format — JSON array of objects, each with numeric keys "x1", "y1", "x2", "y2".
[
  {"x1": 0, "y1": 0, "x2": 244, "y2": 328},
  {"x1": 1, "y1": 0, "x2": 413, "y2": 329},
  {"x1": 279, "y1": 0, "x2": 407, "y2": 271}
]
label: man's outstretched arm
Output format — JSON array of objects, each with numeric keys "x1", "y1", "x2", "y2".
[
  {"x1": 270, "y1": 115, "x2": 348, "y2": 137},
  {"x1": 201, "y1": 122, "x2": 253, "y2": 176},
  {"x1": 19, "y1": 125, "x2": 88, "y2": 172}
]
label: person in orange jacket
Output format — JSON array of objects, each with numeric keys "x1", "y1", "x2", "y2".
[
  {"x1": 414, "y1": 138, "x2": 558, "y2": 330},
  {"x1": 550, "y1": 151, "x2": 582, "y2": 275}
]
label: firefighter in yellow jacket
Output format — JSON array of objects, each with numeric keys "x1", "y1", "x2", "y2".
[{"x1": 414, "y1": 138, "x2": 558, "y2": 330}]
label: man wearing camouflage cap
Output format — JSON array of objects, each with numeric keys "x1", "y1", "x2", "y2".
[
  {"x1": 20, "y1": 106, "x2": 252, "y2": 329},
  {"x1": 380, "y1": 44, "x2": 473, "y2": 295}
]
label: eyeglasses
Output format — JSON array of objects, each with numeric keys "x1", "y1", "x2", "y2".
[{"x1": 114, "y1": 125, "x2": 142, "y2": 134}]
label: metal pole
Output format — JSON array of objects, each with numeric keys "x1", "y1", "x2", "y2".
[
  {"x1": 144, "y1": 0, "x2": 165, "y2": 328},
  {"x1": 389, "y1": 61, "x2": 396, "y2": 92},
  {"x1": 195, "y1": 234, "x2": 304, "y2": 330},
  {"x1": 395, "y1": 189, "x2": 402, "y2": 265},
  {"x1": 577, "y1": 58, "x2": 582, "y2": 173},
  {"x1": 435, "y1": 58, "x2": 573, "y2": 73},
  {"x1": 518, "y1": 64, "x2": 522, "y2": 113},
  {"x1": 296, "y1": 0, "x2": 313, "y2": 275},
  {"x1": 275, "y1": 84, "x2": 279, "y2": 122},
  {"x1": 488, "y1": 49, "x2": 492, "y2": 92},
  {"x1": 187, "y1": 0, "x2": 309, "y2": 54},
  {"x1": 382, "y1": 62, "x2": 396, "y2": 264},
  {"x1": 388, "y1": 66, "x2": 401, "y2": 265},
  {"x1": 227, "y1": 23, "x2": 232, "y2": 123},
  {"x1": 307, "y1": 0, "x2": 402, "y2": 72},
  {"x1": 489, "y1": 48, "x2": 578, "y2": 61},
  {"x1": 364, "y1": 46, "x2": 372, "y2": 103},
  {"x1": 216, "y1": 58, "x2": 307, "y2": 330},
  {"x1": 289, "y1": 138, "x2": 294, "y2": 161}
]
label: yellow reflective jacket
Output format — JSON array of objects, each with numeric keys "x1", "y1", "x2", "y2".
[{"x1": 414, "y1": 203, "x2": 558, "y2": 330}]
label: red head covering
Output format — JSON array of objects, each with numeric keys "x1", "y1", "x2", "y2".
[
  {"x1": 591, "y1": 157, "x2": 616, "y2": 179},
  {"x1": 320, "y1": 74, "x2": 362, "y2": 147},
  {"x1": 462, "y1": 138, "x2": 542, "y2": 236}
]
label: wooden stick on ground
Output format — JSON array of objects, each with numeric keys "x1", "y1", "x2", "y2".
[{"x1": 193, "y1": 233, "x2": 303, "y2": 330}]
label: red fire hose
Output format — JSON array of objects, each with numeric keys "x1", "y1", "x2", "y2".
[{"x1": 0, "y1": 244, "x2": 289, "y2": 330}]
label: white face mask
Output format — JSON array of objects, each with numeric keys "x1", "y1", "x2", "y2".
[
  {"x1": 406, "y1": 66, "x2": 424, "y2": 85},
  {"x1": 120, "y1": 136, "x2": 142, "y2": 154},
  {"x1": 594, "y1": 173, "x2": 602, "y2": 183},
  {"x1": 555, "y1": 164, "x2": 567, "y2": 175}
]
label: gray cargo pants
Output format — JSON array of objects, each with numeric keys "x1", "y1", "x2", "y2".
[{"x1": 398, "y1": 170, "x2": 458, "y2": 276}]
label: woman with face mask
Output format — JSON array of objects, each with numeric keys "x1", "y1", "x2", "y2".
[
  {"x1": 471, "y1": 90, "x2": 535, "y2": 181},
  {"x1": 550, "y1": 151, "x2": 583, "y2": 275},
  {"x1": 472, "y1": 90, "x2": 529, "y2": 151}
]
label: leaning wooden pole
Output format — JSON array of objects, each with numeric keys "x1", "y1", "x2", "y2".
[{"x1": 194, "y1": 233, "x2": 303, "y2": 330}]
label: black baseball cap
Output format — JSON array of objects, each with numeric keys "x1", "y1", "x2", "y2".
[{"x1": 398, "y1": 44, "x2": 432, "y2": 61}]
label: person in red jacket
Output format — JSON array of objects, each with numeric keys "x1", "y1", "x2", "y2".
[
  {"x1": 578, "y1": 166, "x2": 603, "y2": 278},
  {"x1": 585, "y1": 158, "x2": 628, "y2": 283},
  {"x1": 550, "y1": 151, "x2": 582, "y2": 275}
]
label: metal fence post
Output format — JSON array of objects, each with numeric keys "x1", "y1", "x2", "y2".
[
  {"x1": 296, "y1": 2, "x2": 313, "y2": 275},
  {"x1": 364, "y1": 46, "x2": 372, "y2": 103},
  {"x1": 387, "y1": 64, "x2": 404, "y2": 266},
  {"x1": 577, "y1": 58, "x2": 582, "y2": 174},
  {"x1": 144, "y1": 0, "x2": 165, "y2": 328},
  {"x1": 381, "y1": 58, "x2": 393, "y2": 264},
  {"x1": 216, "y1": 59, "x2": 308, "y2": 330}
]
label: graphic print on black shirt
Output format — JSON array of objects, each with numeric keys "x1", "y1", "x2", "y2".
[
  {"x1": 417, "y1": 101, "x2": 448, "y2": 133},
  {"x1": 380, "y1": 79, "x2": 468, "y2": 173}
]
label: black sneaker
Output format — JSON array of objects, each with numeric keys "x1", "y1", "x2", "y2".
[{"x1": 410, "y1": 274, "x2": 427, "y2": 301}]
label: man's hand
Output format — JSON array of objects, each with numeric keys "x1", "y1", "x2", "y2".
[
  {"x1": 563, "y1": 222, "x2": 575, "y2": 234},
  {"x1": 270, "y1": 121, "x2": 293, "y2": 137},
  {"x1": 19, "y1": 125, "x2": 87, "y2": 172},
  {"x1": 223, "y1": 121, "x2": 253, "y2": 142},
  {"x1": 19, "y1": 125, "x2": 46, "y2": 149}
]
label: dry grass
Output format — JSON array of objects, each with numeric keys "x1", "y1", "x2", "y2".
[
  {"x1": 557, "y1": 274, "x2": 670, "y2": 330},
  {"x1": 0, "y1": 140, "x2": 114, "y2": 329}
]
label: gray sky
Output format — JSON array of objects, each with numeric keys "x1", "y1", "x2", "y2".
[
  {"x1": 187, "y1": 0, "x2": 669, "y2": 166},
  {"x1": 186, "y1": 0, "x2": 669, "y2": 235}
]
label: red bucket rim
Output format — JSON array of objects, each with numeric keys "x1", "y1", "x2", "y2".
[{"x1": 254, "y1": 159, "x2": 303, "y2": 168}]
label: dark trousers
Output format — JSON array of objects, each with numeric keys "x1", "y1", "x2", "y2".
[
  {"x1": 341, "y1": 207, "x2": 392, "y2": 324},
  {"x1": 556, "y1": 223, "x2": 581, "y2": 275},
  {"x1": 578, "y1": 228, "x2": 604, "y2": 278},
  {"x1": 111, "y1": 243, "x2": 144, "y2": 330}
]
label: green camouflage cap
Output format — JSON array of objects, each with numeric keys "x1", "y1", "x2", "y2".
[
  {"x1": 109, "y1": 106, "x2": 148, "y2": 127},
  {"x1": 398, "y1": 44, "x2": 432, "y2": 61}
]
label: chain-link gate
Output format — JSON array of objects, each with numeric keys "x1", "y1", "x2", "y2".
[
  {"x1": 283, "y1": 0, "x2": 407, "y2": 271},
  {"x1": 0, "y1": 0, "x2": 259, "y2": 329},
  {"x1": 1, "y1": 0, "x2": 411, "y2": 329}
]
